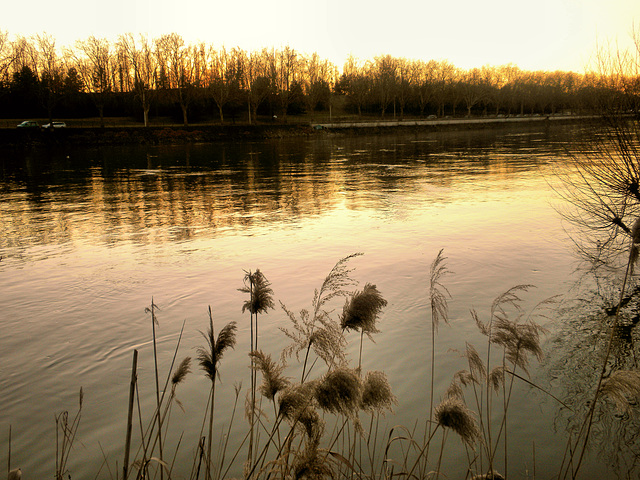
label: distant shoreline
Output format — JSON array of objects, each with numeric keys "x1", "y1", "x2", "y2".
[{"x1": 0, "y1": 115, "x2": 604, "y2": 147}]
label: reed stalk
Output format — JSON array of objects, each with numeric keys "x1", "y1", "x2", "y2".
[
  {"x1": 123, "y1": 349, "x2": 138, "y2": 480},
  {"x1": 240, "y1": 269, "x2": 275, "y2": 473},
  {"x1": 424, "y1": 249, "x2": 450, "y2": 475},
  {"x1": 55, "y1": 388, "x2": 83, "y2": 480},
  {"x1": 197, "y1": 308, "x2": 237, "y2": 480},
  {"x1": 145, "y1": 298, "x2": 164, "y2": 479},
  {"x1": 7, "y1": 425, "x2": 10, "y2": 477}
]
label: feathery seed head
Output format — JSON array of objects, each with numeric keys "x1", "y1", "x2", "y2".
[
  {"x1": 239, "y1": 269, "x2": 275, "y2": 315},
  {"x1": 489, "y1": 366, "x2": 505, "y2": 392},
  {"x1": 340, "y1": 283, "x2": 387, "y2": 336},
  {"x1": 250, "y1": 350, "x2": 290, "y2": 400},
  {"x1": 434, "y1": 396, "x2": 480, "y2": 446},
  {"x1": 453, "y1": 369, "x2": 477, "y2": 387},
  {"x1": 430, "y1": 249, "x2": 451, "y2": 330},
  {"x1": 197, "y1": 313, "x2": 237, "y2": 381},
  {"x1": 172, "y1": 356, "x2": 191, "y2": 385},
  {"x1": 491, "y1": 317, "x2": 545, "y2": 374},
  {"x1": 8, "y1": 468, "x2": 21, "y2": 480},
  {"x1": 315, "y1": 367, "x2": 361, "y2": 415},
  {"x1": 360, "y1": 370, "x2": 396, "y2": 413},
  {"x1": 292, "y1": 440, "x2": 333, "y2": 479},
  {"x1": 298, "y1": 406, "x2": 325, "y2": 442},
  {"x1": 445, "y1": 380, "x2": 464, "y2": 399},
  {"x1": 278, "y1": 382, "x2": 317, "y2": 420},
  {"x1": 464, "y1": 343, "x2": 487, "y2": 382},
  {"x1": 280, "y1": 303, "x2": 346, "y2": 368},
  {"x1": 277, "y1": 382, "x2": 324, "y2": 439}
]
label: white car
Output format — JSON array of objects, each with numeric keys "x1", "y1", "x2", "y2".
[{"x1": 43, "y1": 122, "x2": 67, "y2": 129}]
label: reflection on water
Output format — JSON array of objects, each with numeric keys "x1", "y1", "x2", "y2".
[
  {"x1": 0, "y1": 123, "x2": 625, "y2": 479},
  {"x1": 548, "y1": 278, "x2": 640, "y2": 477},
  {"x1": 0, "y1": 126, "x2": 569, "y2": 256}
]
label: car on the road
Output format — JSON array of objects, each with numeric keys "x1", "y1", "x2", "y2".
[
  {"x1": 43, "y1": 122, "x2": 67, "y2": 129},
  {"x1": 17, "y1": 120, "x2": 40, "y2": 128}
]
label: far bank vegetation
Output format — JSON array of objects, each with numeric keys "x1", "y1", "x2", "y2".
[{"x1": 0, "y1": 30, "x2": 638, "y2": 127}]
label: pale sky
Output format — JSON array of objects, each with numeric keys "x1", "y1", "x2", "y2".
[{"x1": 3, "y1": 0, "x2": 639, "y2": 72}]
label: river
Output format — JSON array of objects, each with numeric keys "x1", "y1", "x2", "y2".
[{"x1": 0, "y1": 123, "x2": 626, "y2": 479}]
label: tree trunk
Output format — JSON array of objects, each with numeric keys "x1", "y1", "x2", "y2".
[
  {"x1": 217, "y1": 104, "x2": 224, "y2": 123},
  {"x1": 98, "y1": 104, "x2": 105, "y2": 128},
  {"x1": 181, "y1": 104, "x2": 188, "y2": 126}
]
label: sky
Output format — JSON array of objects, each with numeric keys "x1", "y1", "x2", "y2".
[{"x1": 3, "y1": 0, "x2": 639, "y2": 72}]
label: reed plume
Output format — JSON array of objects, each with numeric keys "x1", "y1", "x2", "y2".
[
  {"x1": 340, "y1": 283, "x2": 387, "y2": 371},
  {"x1": 196, "y1": 308, "x2": 237, "y2": 480},
  {"x1": 171, "y1": 356, "x2": 192, "y2": 386},
  {"x1": 281, "y1": 255, "x2": 361, "y2": 380},
  {"x1": 430, "y1": 249, "x2": 451, "y2": 331},
  {"x1": 360, "y1": 370, "x2": 396, "y2": 414},
  {"x1": 292, "y1": 437, "x2": 334, "y2": 480},
  {"x1": 7, "y1": 469, "x2": 21, "y2": 480},
  {"x1": 488, "y1": 366, "x2": 505, "y2": 393},
  {"x1": 165, "y1": 356, "x2": 191, "y2": 414},
  {"x1": 491, "y1": 317, "x2": 546, "y2": 375},
  {"x1": 340, "y1": 283, "x2": 387, "y2": 336},
  {"x1": 315, "y1": 367, "x2": 362, "y2": 417},
  {"x1": 250, "y1": 350, "x2": 290, "y2": 401},
  {"x1": 278, "y1": 382, "x2": 317, "y2": 422},
  {"x1": 425, "y1": 249, "x2": 451, "y2": 474},
  {"x1": 434, "y1": 396, "x2": 480, "y2": 447},
  {"x1": 464, "y1": 342, "x2": 487, "y2": 383},
  {"x1": 240, "y1": 269, "x2": 274, "y2": 468},
  {"x1": 240, "y1": 269, "x2": 275, "y2": 317},
  {"x1": 278, "y1": 382, "x2": 325, "y2": 441},
  {"x1": 444, "y1": 379, "x2": 465, "y2": 400}
]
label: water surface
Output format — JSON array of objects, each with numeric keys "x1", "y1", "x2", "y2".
[{"x1": 0, "y1": 124, "x2": 613, "y2": 479}]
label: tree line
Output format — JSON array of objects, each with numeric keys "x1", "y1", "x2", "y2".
[{"x1": 0, "y1": 31, "x2": 638, "y2": 126}]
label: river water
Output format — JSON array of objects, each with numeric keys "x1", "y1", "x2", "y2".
[{"x1": 0, "y1": 123, "x2": 625, "y2": 479}]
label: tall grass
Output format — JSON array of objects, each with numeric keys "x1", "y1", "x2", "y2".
[
  {"x1": 14, "y1": 250, "x2": 627, "y2": 480},
  {"x1": 196, "y1": 308, "x2": 237, "y2": 480}
]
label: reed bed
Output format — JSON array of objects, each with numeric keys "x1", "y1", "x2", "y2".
[{"x1": 9, "y1": 240, "x2": 640, "y2": 480}]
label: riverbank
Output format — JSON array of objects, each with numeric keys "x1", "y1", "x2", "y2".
[{"x1": 0, "y1": 114, "x2": 603, "y2": 147}]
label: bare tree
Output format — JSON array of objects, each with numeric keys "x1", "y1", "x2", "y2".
[
  {"x1": 433, "y1": 60, "x2": 456, "y2": 117},
  {"x1": 35, "y1": 33, "x2": 64, "y2": 123},
  {"x1": 372, "y1": 54, "x2": 397, "y2": 117},
  {"x1": 555, "y1": 25, "x2": 640, "y2": 271},
  {"x1": 118, "y1": 33, "x2": 157, "y2": 127},
  {"x1": 207, "y1": 46, "x2": 241, "y2": 123},
  {"x1": 272, "y1": 45, "x2": 299, "y2": 121},
  {"x1": 155, "y1": 33, "x2": 197, "y2": 126},
  {"x1": 303, "y1": 52, "x2": 334, "y2": 117},
  {"x1": 0, "y1": 31, "x2": 17, "y2": 85},
  {"x1": 71, "y1": 36, "x2": 114, "y2": 127},
  {"x1": 241, "y1": 48, "x2": 273, "y2": 124},
  {"x1": 460, "y1": 68, "x2": 485, "y2": 117},
  {"x1": 341, "y1": 55, "x2": 370, "y2": 117}
]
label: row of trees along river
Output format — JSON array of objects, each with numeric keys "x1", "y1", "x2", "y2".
[{"x1": 0, "y1": 31, "x2": 639, "y2": 127}]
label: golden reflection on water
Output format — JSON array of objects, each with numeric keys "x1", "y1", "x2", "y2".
[
  {"x1": 0, "y1": 128, "x2": 567, "y2": 256},
  {"x1": 0, "y1": 124, "x2": 609, "y2": 480}
]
